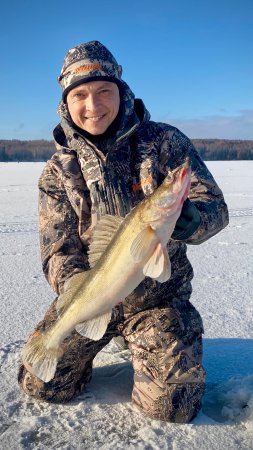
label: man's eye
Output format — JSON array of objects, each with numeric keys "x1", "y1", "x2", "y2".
[{"x1": 72, "y1": 92, "x2": 86, "y2": 99}]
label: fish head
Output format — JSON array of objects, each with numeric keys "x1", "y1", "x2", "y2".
[
  {"x1": 159, "y1": 158, "x2": 191, "y2": 206},
  {"x1": 140, "y1": 159, "x2": 191, "y2": 223}
]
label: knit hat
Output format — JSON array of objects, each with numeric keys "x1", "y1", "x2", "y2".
[{"x1": 58, "y1": 40, "x2": 123, "y2": 102}]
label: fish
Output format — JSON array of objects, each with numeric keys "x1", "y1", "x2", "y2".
[{"x1": 21, "y1": 159, "x2": 191, "y2": 382}]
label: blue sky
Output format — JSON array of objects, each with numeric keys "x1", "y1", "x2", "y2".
[{"x1": 1, "y1": 0, "x2": 252, "y2": 140}]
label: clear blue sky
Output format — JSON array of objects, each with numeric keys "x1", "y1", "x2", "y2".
[{"x1": 1, "y1": 0, "x2": 252, "y2": 140}]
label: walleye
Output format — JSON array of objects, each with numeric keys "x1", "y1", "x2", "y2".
[{"x1": 21, "y1": 159, "x2": 191, "y2": 382}]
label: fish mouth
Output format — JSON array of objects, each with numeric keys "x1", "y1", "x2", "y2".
[
  {"x1": 156, "y1": 160, "x2": 191, "y2": 211},
  {"x1": 164, "y1": 158, "x2": 191, "y2": 185},
  {"x1": 175, "y1": 158, "x2": 191, "y2": 179},
  {"x1": 179, "y1": 161, "x2": 191, "y2": 183}
]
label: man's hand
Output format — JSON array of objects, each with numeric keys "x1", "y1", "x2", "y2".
[{"x1": 172, "y1": 198, "x2": 201, "y2": 240}]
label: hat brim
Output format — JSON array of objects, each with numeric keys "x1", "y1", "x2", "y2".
[{"x1": 62, "y1": 76, "x2": 123, "y2": 103}]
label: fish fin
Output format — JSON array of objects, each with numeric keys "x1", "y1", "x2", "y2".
[
  {"x1": 57, "y1": 272, "x2": 89, "y2": 316},
  {"x1": 21, "y1": 334, "x2": 63, "y2": 383},
  {"x1": 154, "y1": 249, "x2": 171, "y2": 282},
  {"x1": 143, "y1": 243, "x2": 171, "y2": 282},
  {"x1": 75, "y1": 311, "x2": 112, "y2": 341},
  {"x1": 88, "y1": 215, "x2": 124, "y2": 268},
  {"x1": 130, "y1": 226, "x2": 156, "y2": 262}
]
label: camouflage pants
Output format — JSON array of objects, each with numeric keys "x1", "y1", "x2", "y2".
[{"x1": 18, "y1": 296, "x2": 205, "y2": 423}]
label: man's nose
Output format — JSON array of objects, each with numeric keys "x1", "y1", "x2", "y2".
[{"x1": 85, "y1": 94, "x2": 99, "y2": 110}]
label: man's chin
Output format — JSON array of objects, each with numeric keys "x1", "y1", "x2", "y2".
[
  {"x1": 85, "y1": 126, "x2": 107, "y2": 135},
  {"x1": 81, "y1": 121, "x2": 109, "y2": 136}
]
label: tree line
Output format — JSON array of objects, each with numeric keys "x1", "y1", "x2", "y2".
[
  {"x1": 192, "y1": 139, "x2": 253, "y2": 160},
  {"x1": 0, "y1": 140, "x2": 54, "y2": 162},
  {"x1": 0, "y1": 138, "x2": 252, "y2": 161}
]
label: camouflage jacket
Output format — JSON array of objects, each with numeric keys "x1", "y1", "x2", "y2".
[{"x1": 38, "y1": 83, "x2": 228, "y2": 312}]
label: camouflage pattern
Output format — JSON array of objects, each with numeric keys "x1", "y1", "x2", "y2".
[
  {"x1": 58, "y1": 41, "x2": 123, "y2": 100},
  {"x1": 38, "y1": 90, "x2": 229, "y2": 296},
  {"x1": 18, "y1": 295, "x2": 204, "y2": 422},
  {"x1": 123, "y1": 298, "x2": 205, "y2": 422},
  {"x1": 18, "y1": 67, "x2": 229, "y2": 422}
]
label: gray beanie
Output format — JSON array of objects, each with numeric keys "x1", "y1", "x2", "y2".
[{"x1": 58, "y1": 40, "x2": 123, "y2": 102}]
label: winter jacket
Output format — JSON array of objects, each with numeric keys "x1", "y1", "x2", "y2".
[{"x1": 38, "y1": 82, "x2": 229, "y2": 312}]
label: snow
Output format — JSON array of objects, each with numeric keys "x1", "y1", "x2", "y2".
[{"x1": 0, "y1": 161, "x2": 253, "y2": 449}]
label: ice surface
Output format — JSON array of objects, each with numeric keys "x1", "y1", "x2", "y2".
[{"x1": 0, "y1": 161, "x2": 253, "y2": 449}]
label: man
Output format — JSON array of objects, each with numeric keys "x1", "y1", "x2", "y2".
[{"x1": 18, "y1": 40, "x2": 229, "y2": 422}]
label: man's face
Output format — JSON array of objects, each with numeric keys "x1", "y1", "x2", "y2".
[{"x1": 66, "y1": 80, "x2": 120, "y2": 135}]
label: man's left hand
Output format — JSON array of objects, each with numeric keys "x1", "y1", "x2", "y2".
[{"x1": 172, "y1": 198, "x2": 201, "y2": 240}]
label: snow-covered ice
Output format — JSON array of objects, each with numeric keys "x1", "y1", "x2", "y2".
[{"x1": 0, "y1": 161, "x2": 252, "y2": 449}]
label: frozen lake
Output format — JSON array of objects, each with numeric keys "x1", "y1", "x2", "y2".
[{"x1": 0, "y1": 161, "x2": 252, "y2": 449}]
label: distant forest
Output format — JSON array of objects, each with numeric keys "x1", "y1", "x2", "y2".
[{"x1": 0, "y1": 138, "x2": 253, "y2": 161}]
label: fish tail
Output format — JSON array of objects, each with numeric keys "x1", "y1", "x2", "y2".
[{"x1": 21, "y1": 332, "x2": 62, "y2": 383}]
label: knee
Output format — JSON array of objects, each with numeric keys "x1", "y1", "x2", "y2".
[
  {"x1": 18, "y1": 363, "x2": 91, "y2": 404},
  {"x1": 132, "y1": 382, "x2": 205, "y2": 423},
  {"x1": 18, "y1": 365, "x2": 65, "y2": 403},
  {"x1": 163, "y1": 382, "x2": 205, "y2": 423}
]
